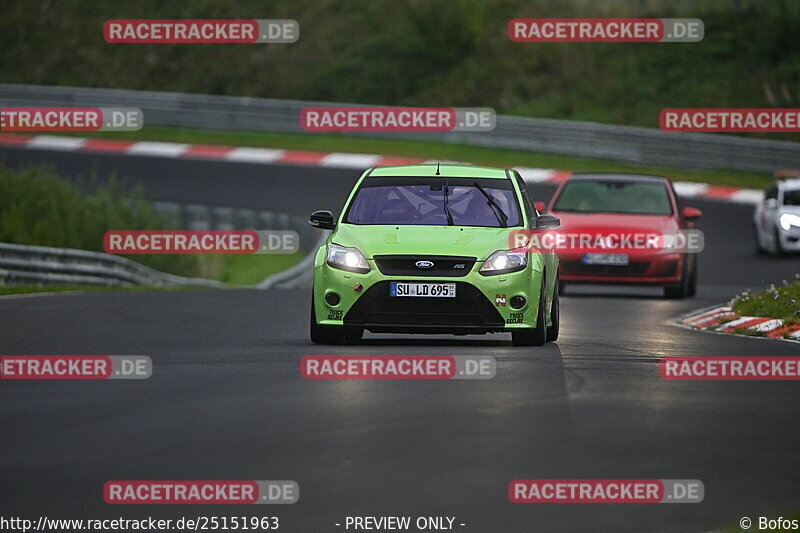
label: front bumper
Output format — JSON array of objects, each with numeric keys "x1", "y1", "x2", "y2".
[
  {"x1": 558, "y1": 252, "x2": 683, "y2": 285},
  {"x1": 344, "y1": 280, "x2": 506, "y2": 334},
  {"x1": 313, "y1": 253, "x2": 545, "y2": 334},
  {"x1": 777, "y1": 227, "x2": 800, "y2": 252}
]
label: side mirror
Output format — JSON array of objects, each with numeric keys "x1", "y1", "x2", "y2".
[
  {"x1": 536, "y1": 214, "x2": 561, "y2": 230},
  {"x1": 309, "y1": 210, "x2": 335, "y2": 230},
  {"x1": 534, "y1": 201, "x2": 546, "y2": 213},
  {"x1": 765, "y1": 198, "x2": 778, "y2": 209},
  {"x1": 681, "y1": 207, "x2": 702, "y2": 221}
]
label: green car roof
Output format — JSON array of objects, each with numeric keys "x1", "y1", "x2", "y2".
[{"x1": 369, "y1": 164, "x2": 510, "y2": 179}]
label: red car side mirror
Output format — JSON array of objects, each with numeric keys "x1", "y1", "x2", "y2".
[{"x1": 682, "y1": 207, "x2": 702, "y2": 220}]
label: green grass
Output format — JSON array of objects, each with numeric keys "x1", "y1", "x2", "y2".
[
  {"x1": 64, "y1": 127, "x2": 773, "y2": 189},
  {"x1": 732, "y1": 281, "x2": 800, "y2": 323},
  {"x1": 198, "y1": 253, "x2": 304, "y2": 286}
]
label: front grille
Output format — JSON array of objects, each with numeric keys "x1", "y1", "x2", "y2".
[
  {"x1": 374, "y1": 255, "x2": 477, "y2": 277},
  {"x1": 344, "y1": 281, "x2": 505, "y2": 332}
]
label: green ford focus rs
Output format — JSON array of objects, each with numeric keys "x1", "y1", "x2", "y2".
[{"x1": 309, "y1": 164, "x2": 561, "y2": 346}]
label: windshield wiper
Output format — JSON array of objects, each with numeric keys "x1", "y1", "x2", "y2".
[
  {"x1": 443, "y1": 183, "x2": 455, "y2": 226},
  {"x1": 474, "y1": 181, "x2": 508, "y2": 227}
]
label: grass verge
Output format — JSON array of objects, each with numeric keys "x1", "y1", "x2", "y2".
[
  {"x1": 0, "y1": 163, "x2": 305, "y2": 291},
  {"x1": 732, "y1": 281, "x2": 800, "y2": 324},
  {"x1": 62, "y1": 127, "x2": 772, "y2": 190},
  {"x1": 198, "y1": 253, "x2": 304, "y2": 286}
]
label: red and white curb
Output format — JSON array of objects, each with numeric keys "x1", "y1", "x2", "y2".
[
  {"x1": 675, "y1": 304, "x2": 800, "y2": 341},
  {"x1": 0, "y1": 133, "x2": 762, "y2": 203}
]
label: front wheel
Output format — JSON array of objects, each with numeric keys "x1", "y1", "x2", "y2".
[
  {"x1": 754, "y1": 224, "x2": 766, "y2": 255},
  {"x1": 546, "y1": 277, "x2": 560, "y2": 342},
  {"x1": 557, "y1": 280, "x2": 567, "y2": 296},
  {"x1": 664, "y1": 257, "x2": 691, "y2": 299},
  {"x1": 664, "y1": 280, "x2": 689, "y2": 299},
  {"x1": 512, "y1": 280, "x2": 547, "y2": 346},
  {"x1": 686, "y1": 254, "x2": 698, "y2": 297},
  {"x1": 774, "y1": 227, "x2": 786, "y2": 257}
]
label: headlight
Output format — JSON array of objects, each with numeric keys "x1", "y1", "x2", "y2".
[
  {"x1": 326, "y1": 243, "x2": 370, "y2": 274},
  {"x1": 779, "y1": 213, "x2": 800, "y2": 231},
  {"x1": 479, "y1": 249, "x2": 528, "y2": 275}
]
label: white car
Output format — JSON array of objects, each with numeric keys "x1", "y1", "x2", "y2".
[{"x1": 753, "y1": 171, "x2": 800, "y2": 255}]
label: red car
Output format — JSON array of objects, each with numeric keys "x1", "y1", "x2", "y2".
[{"x1": 542, "y1": 173, "x2": 702, "y2": 298}]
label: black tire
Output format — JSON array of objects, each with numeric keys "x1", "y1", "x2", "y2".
[
  {"x1": 664, "y1": 258, "x2": 690, "y2": 299},
  {"x1": 774, "y1": 227, "x2": 786, "y2": 257},
  {"x1": 546, "y1": 277, "x2": 560, "y2": 342},
  {"x1": 557, "y1": 279, "x2": 567, "y2": 296},
  {"x1": 687, "y1": 254, "x2": 697, "y2": 297},
  {"x1": 344, "y1": 327, "x2": 364, "y2": 343},
  {"x1": 512, "y1": 279, "x2": 547, "y2": 346},
  {"x1": 754, "y1": 224, "x2": 766, "y2": 255},
  {"x1": 310, "y1": 292, "x2": 363, "y2": 345}
]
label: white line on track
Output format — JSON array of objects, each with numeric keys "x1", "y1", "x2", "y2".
[
  {"x1": 27, "y1": 135, "x2": 87, "y2": 151},
  {"x1": 127, "y1": 141, "x2": 190, "y2": 157},
  {"x1": 225, "y1": 147, "x2": 286, "y2": 163},
  {"x1": 517, "y1": 167, "x2": 557, "y2": 182},
  {"x1": 320, "y1": 153, "x2": 382, "y2": 168},
  {"x1": 673, "y1": 181, "x2": 710, "y2": 197}
]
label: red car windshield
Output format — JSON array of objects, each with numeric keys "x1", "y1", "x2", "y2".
[
  {"x1": 344, "y1": 177, "x2": 522, "y2": 227},
  {"x1": 553, "y1": 180, "x2": 673, "y2": 215}
]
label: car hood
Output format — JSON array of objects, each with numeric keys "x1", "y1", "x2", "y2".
[
  {"x1": 331, "y1": 224, "x2": 517, "y2": 261},
  {"x1": 550, "y1": 212, "x2": 680, "y2": 233},
  {"x1": 779, "y1": 205, "x2": 800, "y2": 217}
]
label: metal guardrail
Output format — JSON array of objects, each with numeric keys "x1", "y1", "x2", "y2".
[
  {"x1": 0, "y1": 229, "x2": 328, "y2": 289},
  {"x1": 0, "y1": 242, "x2": 228, "y2": 288},
  {"x1": 2, "y1": 83, "x2": 799, "y2": 173},
  {"x1": 257, "y1": 230, "x2": 328, "y2": 290}
]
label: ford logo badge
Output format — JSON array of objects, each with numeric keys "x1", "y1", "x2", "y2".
[{"x1": 415, "y1": 260, "x2": 435, "y2": 269}]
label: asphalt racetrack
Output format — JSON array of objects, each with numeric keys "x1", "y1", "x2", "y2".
[{"x1": 1, "y1": 146, "x2": 799, "y2": 532}]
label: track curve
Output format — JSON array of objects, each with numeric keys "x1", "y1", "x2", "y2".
[{"x1": 1, "y1": 146, "x2": 799, "y2": 532}]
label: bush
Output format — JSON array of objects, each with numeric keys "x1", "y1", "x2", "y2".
[
  {"x1": 0, "y1": 164, "x2": 199, "y2": 277},
  {"x1": 1, "y1": 0, "x2": 798, "y2": 136}
]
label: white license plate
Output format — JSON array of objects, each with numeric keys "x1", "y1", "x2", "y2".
[
  {"x1": 390, "y1": 282, "x2": 456, "y2": 297},
  {"x1": 582, "y1": 253, "x2": 630, "y2": 266}
]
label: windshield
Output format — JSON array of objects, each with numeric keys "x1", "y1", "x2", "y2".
[
  {"x1": 552, "y1": 180, "x2": 673, "y2": 215},
  {"x1": 343, "y1": 177, "x2": 522, "y2": 227},
  {"x1": 783, "y1": 189, "x2": 800, "y2": 206}
]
